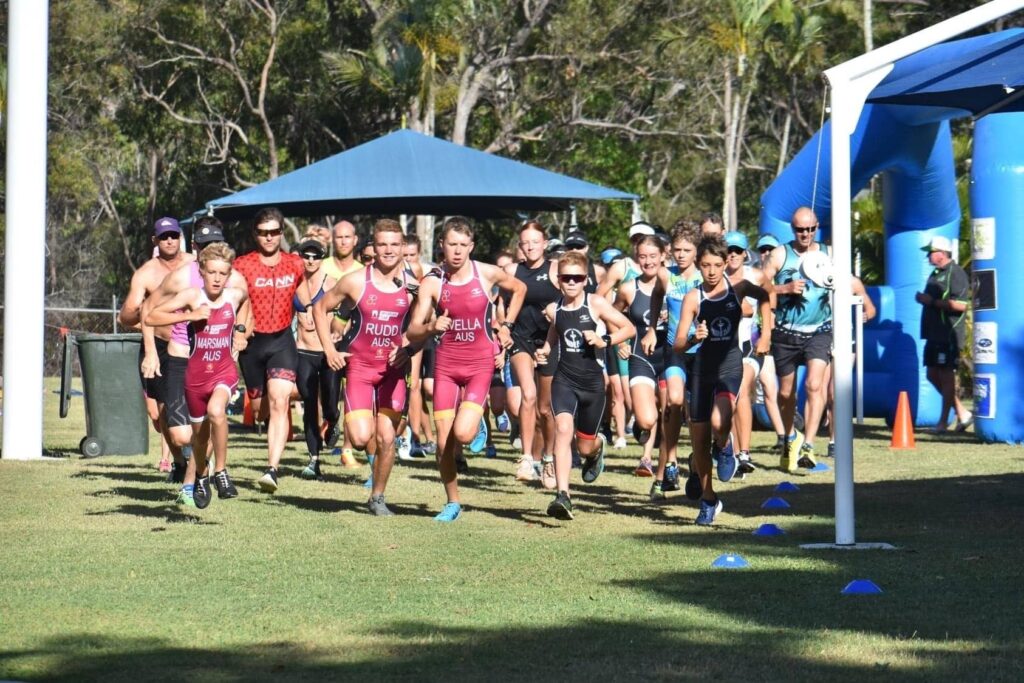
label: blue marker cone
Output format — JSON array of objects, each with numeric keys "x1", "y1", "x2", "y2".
[
  {"x1": 842, "y1": 579, "x2": 883, "y2": 595},
  {"x1": 753, "y1": 523, "x2": 786, "y2": 536},
  {"x1": 761, "y1": 496, "x2": 791, "y2": 509},
  {"x1": 712, "y1": 553, "x2": 750, "y2": 569},
  {"x1": 811, "y1": 462, "x2": 831, "y2": 472},
  {"x1": 775, "y1": 481, "x2": 800, "y2": 493}
]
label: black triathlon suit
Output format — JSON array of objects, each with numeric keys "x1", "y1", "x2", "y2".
[
  {"x1": 626, "y1": 279, "x2": 667, "y2": 387},
  {"x1": 510, "y1": 260, "x2": 561, "y2": 378},
  {"x1": 551, "y1": 295, "x2": 607, "y2": 439},
  {"x1": 688, "y1": 281, "x2": 744, "y2": 423}
]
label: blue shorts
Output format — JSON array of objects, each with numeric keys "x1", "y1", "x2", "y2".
[{"x1": 663, "y1": 348, "x2": 695, "y2": 382}]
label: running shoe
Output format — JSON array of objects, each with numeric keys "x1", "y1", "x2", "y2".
[
  {"x1": 547, "y1": 490, "x2": 574, "y2": 520},
  {"x1": 955, "y1": 412, "x2": 974, "y2": 433},
  {"x1": 300, "y1": 457, "x2": 323, "y2": 481},
  {"x1": 540, "y1": 456, "x2": 557, "y2": 490},
  {"x1": 434, "y1": 502, "x2": 462, "y2": 522},
  {"x1": 634, "y1": 457, "x2": 654, "y2": 477},
  {"x1": 420, "y1": 441, "x2": 437, "y2": 456},
  {"x1": 663, "y1": 462, "x2": 681, "y2": 492},
  {"x1": 625, "y1": 416, "x2": 635, "y2": 436},
  {"x1": 649, "y1": 480, "x2": 666, "y2": 501},
  {"x1": 456, "y1": 456, "x2": 469, "y2": 475},
  {"x1": 396, "y1": 434, "x2": 414, "y2": 461},
  {"x1": 714, "y1": 436, "x2": 738, "y2": 483},
  {"x1": 515, "y1": 456, "x2": 538, "y2": 482},
  {"x1": 827, "y1": 442, "x2": 835, "y2": 459},
  {"x1": 167, "y1": 461, "x2": 187, "y2": 484},
  {"x1": 632, "y1": 420, "x2": 651, "y2": 446},
  {"x1": 325, "y1": 422, "x2": 342, "y2": 450},
  {"x1": 485, "y1": 444, "x2": 498, "y2": 459},
  {"x1": 797, "y1": 442, "x2": 817, "y2": 469},
  {"x1": 495, "y1": 412, "x2": 511, "y2": 433},
  {"x1": 737, "y1": 451, "x2": 756, "y2": 474},
  {"x1": 213, "y1": 469, "x2": 239, "y2": 498},
  {"x1": 612, "y1": 436, "x2": 628, "y2": 450},
  {"x1": 257, "y1": 468, "x2": 279, "y2": 493},
  {"x1": 366, "y1": 494, "x2": 394, "y2": 517},
  {"x1": 157, "y1": 457, "x2": 172, "y2": 473},
  {"x1": 176, "y1": 488, "x2": 196, "y2": 508},
  {"x1": 780, "y1": 430, "x2": 802, "y2": 473},
  {"x1": 684, "y1": 471, "x2": 702, "y2": 500},
  {"x1": 695, "y1": 497, "x2": 723, "y2": 526},
  {"x1": 194, "y1": 475, "x2": 212, "y2": 509},
  {"x1": 340, "y1": 448, "x2": 359, "y2": 468},
  {"x1": 469, "y1": 418, "x2": 488, "y2": 454},
  {"x1": 581, "y1": 437, "x2": 606, "y2": 484}
]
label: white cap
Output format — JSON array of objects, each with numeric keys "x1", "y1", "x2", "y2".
[
  {"x1": 921, "y1": 235, "x2": 954, "y2": 254},
  {"x1": 629, "y1": 221, "x2": 655, "y2": 237}
]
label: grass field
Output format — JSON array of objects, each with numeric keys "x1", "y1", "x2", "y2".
[{"x1": 1, "y1": 382, "x2": 1022, "y2": 682}]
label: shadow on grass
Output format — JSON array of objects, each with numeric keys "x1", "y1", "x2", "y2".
[
  {"x1": 3, "y1": 617, "x2": 1020, "y2": 683},
  {"x1": 84, "y1": 503, "x2": 218, "y2": 525}
]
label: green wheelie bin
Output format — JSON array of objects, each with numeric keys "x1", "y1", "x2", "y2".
[{"x1": 60, "y1": 332, "x2": 149, "y2": 457}]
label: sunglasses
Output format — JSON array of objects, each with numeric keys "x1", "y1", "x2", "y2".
[
  {"x1": 360, "y1": 253, "x2": 375, "y2": 262},
  {"x1": 727, "y1": 247, "x2": 746, "y2": 255},
  {"x1": 257, "y1": 228, "x2": 283, "y2": 238},
  {"x1": 558, "y1": 273, "x2": 588, "y2": 284},
  {"x1": 157, "y1": 232, "x2": 180, "y2": 241},
  {"x1": 792, "y1": 225, "x2": 817, "y2": 234},
  {"x1": 759, "y1": 246, "x2": 774, "y2": 253}
]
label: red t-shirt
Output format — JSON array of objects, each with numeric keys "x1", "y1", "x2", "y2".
[{"x1": 234, "y1": 251, "x2": 304, "y2": 333}]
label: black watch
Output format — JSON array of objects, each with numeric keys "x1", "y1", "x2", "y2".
[
  {"x1": 502, "y1": 321, "x2": 515, "y2": 330},
  {"x1": 602, "y1": 334, "x2": 612, "y2": 346},
  {"x1": 234, "y1": 324, "x2": 247, "y2": 334}
]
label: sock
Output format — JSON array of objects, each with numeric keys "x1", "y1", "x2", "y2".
[
  {"x1": 181, "y1": 445, "x2": 193, "y2": 461},
  {"x1": 182, "y1": 484, "x2": 195, "y2": 495}
]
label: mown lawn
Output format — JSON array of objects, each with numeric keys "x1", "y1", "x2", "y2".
[{"x1": 1, "y1": 382, "x2": 1022, "y2": 682}]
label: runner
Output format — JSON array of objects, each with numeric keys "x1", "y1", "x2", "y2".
[
  {"x1": 753, "y1": 233, "x2": 789, "y2": 452},
  {"x1": 119, "y1": 217, "x2": 194, "y2": 478},
  {"x1": 232, "y1": 207, "x2": 305, "y2": 493},
  {"x1": 538, "y1": 250, "x2": 635, "y2": 520},
  {"x1": 145, "y1": 243, "x2": 247, "y2": 509},
  {"x1": 674, "y1": 236, "x2": 770, "y2": 526},
  {"x1": 504, "y1": 221, "x2": 560, "y2": 486},
  {"x1": 292, "y1": 231, "x2": 340, "y2": 480},
  {"x1": 312, "y1": 219, "x2": 415, "y2": 516},
  {"x1": 407, "y1": 217, "x2": 526, "y2": 521},
  {"x1": 761, "y1": 207, "x2": 832, "y2": 471}
]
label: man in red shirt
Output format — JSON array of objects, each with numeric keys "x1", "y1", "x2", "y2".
[{"x1": 233, "y1": 207, "x2": 305, "y2": 493}]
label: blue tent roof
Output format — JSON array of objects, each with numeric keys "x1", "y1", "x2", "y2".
[
  {"x1": 868, "y1": 29, "x2": 1024, "y2": 115},
  {"x1": 204, "y1": 129, "x2": 637, "y2": 221}
]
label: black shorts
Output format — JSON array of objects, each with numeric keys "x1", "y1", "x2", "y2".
[
  {"x1": 771, "y1": 328, "x2": 832, "y2": 377},
  {"x1": 924, "y1": 340, "x2": 960, "y2": 369},
  {"x1": 511, "y1": 329, "x2": 558, "y2": 378},
  {"x1": 139, "y1": 338, "x2": 169, "y2": 403},
  {"x1": 551, "y1": 376, "x2": 606, "y2": 439},
  {"x1": 239, "y1": 328, "x2": 298, "y2": 397},
  {"x1": 163, "y1": 355, "x2": 190, "y2": 428},
  {"x1": 740, "y1": 340, "x2": 764, "y2": 371},
  {"x1": 421, "y1": 341, "x2": 436, "y2": 380},
  {"x1": 687, "y1": 370, "x2": 742, "y2": 423},
  {"x1": 628, "y1": 347, "x2": 666, "y2": 388}
]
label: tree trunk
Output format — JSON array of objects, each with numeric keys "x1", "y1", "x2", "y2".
[{"x1": 776, "y1": 109, "x2": 792, "y2": 178}]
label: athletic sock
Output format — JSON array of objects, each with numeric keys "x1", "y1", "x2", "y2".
[{"x1": 182, "y1": 484, "x2": 195, "y2": 495}]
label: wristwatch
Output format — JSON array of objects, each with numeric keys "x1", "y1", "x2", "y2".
[
  {"x1": 602, "y1": 334, "x2": 612, "y2": 346},
  {"x1": 501, "y1": 321, "x2": 516, "y2": 330},
  {"x1": 234, "y1": 324, "x2": 247, "y2": 334}
]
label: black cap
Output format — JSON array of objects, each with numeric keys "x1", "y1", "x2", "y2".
[
  {"x1": 564, "y1": 231, "x2": 588, "y2": 249},
  {"x1": 194, "y1": 223, "x2": 226, "y2": 246},
  {"x1": 296, "y1": 238, "x2": 327, "y2": 259}
]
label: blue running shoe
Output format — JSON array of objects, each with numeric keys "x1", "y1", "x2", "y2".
[
  {"x1": 663, "y1": 462, "x2": 681, "y2": 492},
  {"x1": 495, "y1": 412, "x2": 510, "y2": 433},
  {"x1": 485, "y1": 444, "x2": 497, "y2": 459},
  {"x1": 470, "y1": 418, "x2": 488, "y2": 454},
  {"x1": 695, "y1": 497, "x2": 723, "y2": 526},
  {"x1": 715, "y1": 436, "x2": 738, "y2": 483},
  {"x1": 434, "y1": 502, "x2": 462, "y2": 522},
  {"x1": 581, "y1": 436, "x2": 606, "y2": 484}
]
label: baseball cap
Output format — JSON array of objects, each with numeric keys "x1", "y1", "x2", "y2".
[
  {"x1": 921, "y1": 235, "x2": 954, "y2": 254},
  {"x1": 153, "y1": 217, "x2": 181, "y2": 237},
  {"x1": 725, "y1": 231, "x2": 749, "y2": 250},
  {"x1": 545, "y1": 238, "x2": 566, "y2": 257},
  {"x1": 756, "y1": 233, "x2": 780, "y2": 250},
  {"x1": 600, "y1": 248, "x2": 624, "y2": 266},
  {"x1": 628, "y1": 221, "x2": 655, "y2": 238},
  {"x1": 296, "y1": 238, "x2": 327, "y2": 259},
  {"x1": 564, "y1": 231, "x2": 588, "y2": 249},
  {"x1": 194, "y1": 223, "x2": 226, "y2": 246}
]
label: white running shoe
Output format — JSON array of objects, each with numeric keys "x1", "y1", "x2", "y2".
[
  {"x1": 515, "y1": 455, "x2": 539, "y2": 481},
  {"x1": 613, "y1": 437, "x2": 628, "y2": 450},
  {"x1": 540, "y1": 456, "x2": 557, "y2": 490}
]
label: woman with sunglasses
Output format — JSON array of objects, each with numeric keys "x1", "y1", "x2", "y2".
[
  {"x1": 673, "y1": 236, "x2": 770, "y2": 526},
  {"x1": 292, "y1": 229, "x2": 340, "y2": 480},
  {"x1": 537, "y1": 251, "x2": 635, "y2": 520},
  {"x1": 613, "y1": 235, "x2": 668, "y2": 485}
]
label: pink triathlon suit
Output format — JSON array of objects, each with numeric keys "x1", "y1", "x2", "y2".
[
  {"x1": 344, "y1": 267, "x2": 412, "y2": 421},
  {"x1": 185, "y1": 292, "x2": 239, "y2": 422},
  {"x1": 432, "y1": 261, "x2": 499, "y2": 420}
]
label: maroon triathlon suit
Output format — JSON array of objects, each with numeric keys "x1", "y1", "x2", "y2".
[
  {"x1": 432, "y1": 261, "x2": 499, "y2": 421},
  {"x1": 185, "y1": 292, "x2": 239, "y2": 422},
  {"x1": 344, "y1": 267, "x2": 413, "y2": 423},
  {"x1": 233, "y1": 251, "x2": 304, "y2": 396}
]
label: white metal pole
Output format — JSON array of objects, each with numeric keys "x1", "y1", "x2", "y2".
[
  {"x1": 2, "y1": 0, "x2": 50, "y2": 460},
  {"x1": 855, "y1": 296, "x2": 864, "y2": 425}
]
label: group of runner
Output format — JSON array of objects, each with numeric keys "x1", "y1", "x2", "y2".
[{"x1": 123, "y1": 205, "x2": 855, "y2": 526}]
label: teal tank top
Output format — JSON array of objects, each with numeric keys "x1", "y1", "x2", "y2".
[{"x1": 774, "y1": 242, "x2": 832, "y2": 334}]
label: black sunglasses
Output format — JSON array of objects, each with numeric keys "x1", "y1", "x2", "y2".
[
  {"x1": 759, "y1": 246, "x2": 774, "y2": 253},
  {"x1": 727, "y1": 247, "x2": 746, "y2": 255},
  {"x1": 157, "y1": 232, "x2": 180, "y2": 241},
  {"x1": 558, "y1": 273, "x2": 588, "y2": 284},
  {"x1": 257, "y1": 228, "x2": 283, "y2": 237},
  {"x1": 792, "y1": 225, "x2": 817, "y2": 234}
]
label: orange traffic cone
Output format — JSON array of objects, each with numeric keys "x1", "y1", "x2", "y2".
[
  {"x1": 243, "y1": 392, "x2": 254, "y2": 427},
  {"x1": 890, "y1": 390, "x2": 916, "y2": 450}
]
